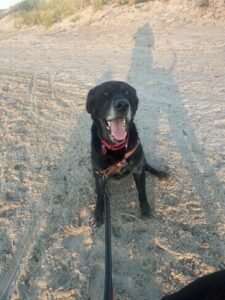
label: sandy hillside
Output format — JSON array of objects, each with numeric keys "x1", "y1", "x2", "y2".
[{"x1": 0, "y1": 2, "x2": 225, "y2": 299}]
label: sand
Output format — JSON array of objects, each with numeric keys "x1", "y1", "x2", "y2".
[{"x1": 0, "y1": 2, "x2": 225, "y2": 299}]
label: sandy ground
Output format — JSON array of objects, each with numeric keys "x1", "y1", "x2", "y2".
[{"x1": 0, "y1": 2, "x2": 225, "y2": 299}]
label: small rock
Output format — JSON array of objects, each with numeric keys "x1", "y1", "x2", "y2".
[
  {"x1": 5, "y1": 192, "x2": 17, "y2": 201},
  {"x1": 0, "y1": 210, "x2": 16, "y2": 218},
  {"x1": 14, "y1": 164, "x2": 27, "y2": 171},
  {"x1": 53, "y1": 193, "x2": 64, "y2": 203},
  {"x1": 196, "y1": 0, "x2": 209, "y2": 7},
  {"x1": 0, "y1": 230, "x2": 12, "y2": 255}
]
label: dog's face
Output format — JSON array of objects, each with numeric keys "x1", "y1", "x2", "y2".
[{"x1": 86, "y1": 81, "x2": 138, "y2": 143}]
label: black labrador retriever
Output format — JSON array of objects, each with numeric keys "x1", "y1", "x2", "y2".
[
  {"x1": 86, "y1": 80, "x2": 167, "y2": 225},
  {"x1": 161, "y1": 269, "x2": 225, "y2": 300}
]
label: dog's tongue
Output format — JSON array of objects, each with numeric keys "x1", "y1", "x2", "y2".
[{"x1": 111, "y1": 118, "x2": 126, "y2": 141}]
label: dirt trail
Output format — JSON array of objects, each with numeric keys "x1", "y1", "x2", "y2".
[{"x1": 0, "y1": 3, "x2": 225, "y2": 300}]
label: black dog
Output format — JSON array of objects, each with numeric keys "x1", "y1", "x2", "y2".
[
  {"x1": 161, "y1": 270, "x2": 225, "y2": 300},
  {"x1": 86, "y1": 81, "x2": 167, "y2": 226}
]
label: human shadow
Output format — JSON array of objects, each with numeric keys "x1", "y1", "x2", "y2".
[
  {"x1": 128, "y1": 23, "x2": 225, "y2": 222},
  {"x1": 126, "y1": 23, "x2": 225, "y2": 294}
]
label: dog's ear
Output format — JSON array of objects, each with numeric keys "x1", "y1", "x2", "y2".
[
  {"x1": 134, "y1": 95, "x2": 139, "y2": 112},
  {"x1": 130, "y1": 86, "x2": 139, "y2": 112},
  {"x1": 86, "y1": 87, "x2": 96, "y2": 114}
]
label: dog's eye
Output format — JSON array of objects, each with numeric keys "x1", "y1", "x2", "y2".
[
  {"x1": 103, "y1": 91, "x2": 109, "y2": 97},
  {"x1": 124, "y1": 91, "x2": 129, "y2": 96}
]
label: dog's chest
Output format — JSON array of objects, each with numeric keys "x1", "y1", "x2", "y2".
[
  {"x1": 104, "y1": 154, "x2": 132, "y2": 179},
  {"x1": 112, "y1": 162, "x2": 131, "y2": 179}
]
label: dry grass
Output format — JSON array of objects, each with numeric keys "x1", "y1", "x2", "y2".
[
  {"x1": 15, "y1": 0, "x2": 89, "y2": 27},
  {"x1": 15, "y1": 0, "x2": 151, "y2": 27}
]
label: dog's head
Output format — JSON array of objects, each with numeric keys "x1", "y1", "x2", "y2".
[{"x1": 86, "y1": 81, "x2": 138, "y2": 144}]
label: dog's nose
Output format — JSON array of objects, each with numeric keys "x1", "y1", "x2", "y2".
[{"x1": 114, "y1": 99, "x2": 129, "y2": 112}]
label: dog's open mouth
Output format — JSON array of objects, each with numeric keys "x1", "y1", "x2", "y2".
[{"x1": 104, "y1": 117, "x2": 127, "y2": 142}]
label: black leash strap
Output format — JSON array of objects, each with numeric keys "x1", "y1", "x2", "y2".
[{"x1": 103, "y1": 191, "x2": 113, "y2": 300}]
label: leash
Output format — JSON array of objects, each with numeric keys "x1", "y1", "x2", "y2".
[
  {"x1": 97, "y1": 136, "x2": 140, "y2": 299},
  {"x1": 103, "y1": 191, "x2": 114, "y2": 300}
]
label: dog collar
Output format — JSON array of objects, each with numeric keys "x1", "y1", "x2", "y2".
[
  {"x1": 101, "y1": 134, "x2": 129, "y2": 155},
  {"x1": 95, "y1": 138, "x2": 140, "y2": 178}
]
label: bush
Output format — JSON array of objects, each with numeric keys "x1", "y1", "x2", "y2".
[{"x1": 15, "y1": 0, "x2": 40, "y2": 12}]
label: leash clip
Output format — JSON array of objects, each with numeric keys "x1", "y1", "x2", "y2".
[{"x1": 102, "y1": 144, "x2": 107, "y2": 155}]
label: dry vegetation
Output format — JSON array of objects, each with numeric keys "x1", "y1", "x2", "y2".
[{"x1": 14, "y1": 0, "x2": 151, "y2": 26}]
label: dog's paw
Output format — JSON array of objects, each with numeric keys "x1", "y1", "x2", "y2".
[
  {"x1": 140, "y1": 202, "x2": 152, "y2": 218},
  {"x1": 94, "y1": 205, "x2": 104, "y2": 227},
  {"x1": 95, "y1": 212, "x2": 104, "y2": 227},
  {"x1": 95, "y1": 218, "x2": 104, "y2": 227},
  {"x1": 157, "y1": 170, "x2": 169, "y2": 180},
  {"x1": 141, "y1": 211, "x2": 152, "y2": 219}
]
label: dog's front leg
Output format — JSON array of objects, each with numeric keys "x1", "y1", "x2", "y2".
[
  {"x1": 94, "y1": 173, "x2": 106, "y2": 226},
  {"x1": 133, "y1": 168, "x2": 151, "y2": 217}
]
